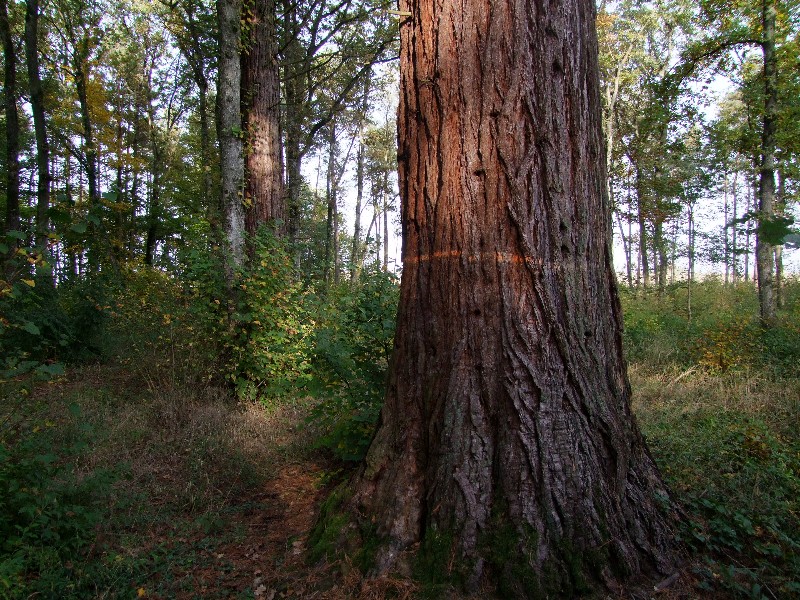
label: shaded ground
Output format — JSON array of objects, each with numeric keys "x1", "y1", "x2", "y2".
[
  {"x1": 5, "y1": 359, "x2": 797, "y2": 599},
  {"x1": 5, "y1": 363, "x2": 421, "y2": 599}
]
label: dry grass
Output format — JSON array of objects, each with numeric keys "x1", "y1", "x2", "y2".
[
  {"x1": 630, "y1": 363, "x2": 800, "y2": 437},
  {"x1": 8, "y1": 354, "x2": 797, "y2": 599},
  {"x1": 629, "y1": 362, "x2": 800, "y2": 599}
]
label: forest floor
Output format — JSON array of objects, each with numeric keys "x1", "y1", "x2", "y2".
[
  {"x1": 5, "y1": 361, "x2": 423, "y2": 599},
  {"x1": 4, "y1": 356, "x2": 799, "y2": 599}
]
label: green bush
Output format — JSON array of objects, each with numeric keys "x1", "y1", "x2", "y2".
[
  {"x1": 621, "y1": 279, "x2": 799, "y2": 374},
  {"x1": 228, "y1": 231, "x2": 316, "y2": 401},
  {"x1": 0, "y1": 403, "x2": 118, "y2": 597},
  {"x1": 644, "y1": 409, "x2": 800, "y2": 598},
  {"x1": 309, "y1": 268, "x2": 399, "y2": 461}
]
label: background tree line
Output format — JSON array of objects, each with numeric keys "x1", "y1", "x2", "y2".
[
  {"x1": 0, "y1": 0, "x2": 399, "y2": 284},
  {"x1": 598, "y1": 0, "x2": 799, "y2": 323},
  {"x1": 1, "y1": 0, "x2": 797, "y2": 312}
]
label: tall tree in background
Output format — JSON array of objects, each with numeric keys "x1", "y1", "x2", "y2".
[
  {"x1": 351, "y1": 0, "x2": 676, "y2": 592},
  {"x1": 683, "y1": 0, "x2": 800, "y2": 322},
  {"x1": 163, "y1": 0, "x2": 217, "y2": 219},
  {"x1": 24, "y1": 0, "x2": 51, "y2": 261},
  {"x1": 0, "y1": 0, "x2": 20, "y2": 246},
  {"x1": 217, "y1": 0, "x2": 245, "y2": 266},
  {"x1": 242, "y1": 0, "x2": 284, "y2": 237},
  {"x1": 279, "y1": 0, "x2": 396, "y2": 250},
  {"x1": 350, "y1": 72, "x2": 371, "y2": 282}
]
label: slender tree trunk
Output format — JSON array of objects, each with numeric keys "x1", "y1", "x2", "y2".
[
  {"x1": 654, "y1": 219, "x2": 667, "y2": 291},
  {"x1": 372, "y1": 190, "x2": 382, "y2": 266},
  {"x1": 351, "y1": 75, "x2": 371, "y2": 282},
  {"x1": 774, "y1": 171, "x2": 784, "y2": 309},
  {"x1": 350, "y1": 0, "x2": 677, "y2": 592},
  {"x1": 723, "y1": 173, "x2": 729, "y2": 285},
  {"x1": 365, "y1": 207, "x2": 377, "y2": 264},
  {"x1": 382, "y1": 174, "x2": 389, "y2": 271},
  {"x1": 1, "y1": 0, "x2": 20, "y2": 246},
  {"x1": 634, "y1": 168, "x2": 650, "y2": 289},
  {"x1": 144, "y1": 133, "x2": 161, "y2": 266},
  {"x1": 242, "y1": 0, "x2": 285, "y2": 238},
  {"x1": 745, "y1": 177, "x2": 752, "y2": 282},
  {"x1": 180, "y1": 6, "x2": 214, "y2": 216},
  {"x1": 130, "y1": 102, "x2": 143, "y2": 257},
  {"x1": 732, "y1": 170, "x2": 738, "y2": 281},
  {"x1": 217, "y1": 0, "x2": 245, "y2": 268},
  {"x1": 25, "y1": 0, "x2": 51, "y2": 264},
  {"x1": 688, "y1": 203, "x2": 695, "y2": 282},
  {"x1": 324, "y1": 121, "x2": 335, "y2": 283},
  {"x1": 615, "y1": 210, "x2": 632, "y2": 286},
  {"x1": 113, "y1": 94, "x2": 126, "y2": 261},
  {"x1": 73, "y1": 39, "x2": 98, "y2": 206},
  {"x1": 283, "y1": 2, "x2": 304, "y2": 250},
  {"x1": 756, "y1": 0, "x2": 777, "y2": 323},
  {"x1": 198, "y1": 80, "x2": 214, "y2": 214},
  {"x1": 64, "y1": 153, "x2": 78, "y2": 279},
  {"x1": 628, "y1": 208, "x2": 635, "y2": 286}
]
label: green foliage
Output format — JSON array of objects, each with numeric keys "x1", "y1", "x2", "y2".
[
  {"x1": 412, "y1": 528, "x2": 462, "y2": 597},
  {"x1": 0, "y1": 402, "x2": 118, "y2": 598},
  {"x1": 307, "y1": 483, "x2": 351, "y2": 565},
  {"x1": 619, "y1": 279, "x2": 800, "y2": 373},
  {"x1": 308, "y1": 268, "x2": 399, "y2": 461},
  {"x1": 0, "y1": 241, "x2": 110, "y2": 389},
  {"x1": 644, "y1": 409, "x2": 800, "y2": 598},
  {"x1": 630, "y1": 278, "x2": 800, "y2": 597},
  {"x1": 229, "y1": 231, "x2": 316, "y2": 401}
]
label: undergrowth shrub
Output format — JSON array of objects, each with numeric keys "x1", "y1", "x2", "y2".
[
  {"x1": 643, "y1": 407, "x2": 800, "y2": 598},
  {"x1": 228, "y1": 231, "x2": 315, "y2": 401},
  {"x1": 0, "y1": 401, "x2": 118, "y2": 598},
  {"x1": 695, "y1": 318, "x2": 800, "y2": 376},
  {"x1": 309, "y1": 268, "x2": 399, "y2": 461},
  {"x1": 621, "y1": 279, "x2": 799, "y2": 374},
  {"x1": 0, "y1": 239, "x2": 110, "y2": 388}
]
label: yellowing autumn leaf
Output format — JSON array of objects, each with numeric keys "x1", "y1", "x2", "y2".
[{"x1": 22, "y1": 279, "x2": 35, "y2": 287}]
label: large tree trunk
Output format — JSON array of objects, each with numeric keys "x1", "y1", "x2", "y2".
[
  {"x1": 242, "y1": 0, "x2": 284, "y2": 238},
  {"x1": 217, "y1": 0, "x2": 245, "y2": 267},
  {"x1": 1, "y1": 0, "x2": 20, "y2": 246},
  {"x1": 24, "y1": 0, "x2": 51, "y2": 263},
  {"x1": 350, "y1": 0, "x2": 677, "y2": 593},
  {"x1": 755, "y1": 0, "x2": 777, "y2": 323}
]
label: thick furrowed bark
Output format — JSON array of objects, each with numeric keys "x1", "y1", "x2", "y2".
[{"x1": 351, "y1": 0, "x2": 677, "y2": 592}]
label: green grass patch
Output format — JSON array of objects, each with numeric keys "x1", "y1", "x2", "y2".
[{"x1": 627, "y1": 279, "x2": 800, "y2": 598}]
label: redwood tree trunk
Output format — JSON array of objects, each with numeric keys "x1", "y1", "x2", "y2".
[
  {"x1": 351, "y1": 0, "x2": 676, "y2": 592},
  {"x1": 242, "y1": 0, "x2": 284, "y2": 238}
]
